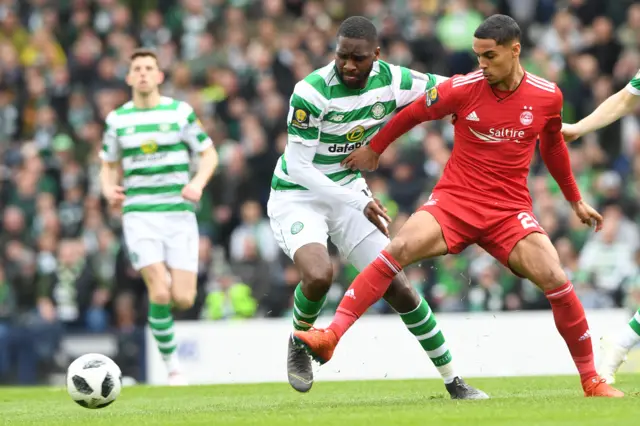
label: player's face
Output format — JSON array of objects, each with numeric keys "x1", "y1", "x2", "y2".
[
  {"x1": 126, "y1": 56, "x2": 164, "y2": 95},
  {"x1": 335, "y1": 36, "x2": 380, "y2": 89},
  {"x1": 473, "y1": 38, "x2": 520, "y2": 85}
]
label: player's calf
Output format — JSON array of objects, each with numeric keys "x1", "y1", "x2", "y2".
[
  {"x1": 509, "y1": 233, "x2": 623, "y2": 397},
  {"x1": 288, "y1": 243, "x2": 334, "y2": 393},
  {"x1": 384, "y1": 274, "x2": 488, "y2": 399},
  {"x1": 141, "y1": 263, "x2": 183, "y2": 384}
]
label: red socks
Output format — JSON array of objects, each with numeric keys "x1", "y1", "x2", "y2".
[
  {"x1": 329, "y1": 250, "x2": 401, "y2": 339},
  {"x1": 545, "y1": 281, "x2": 596, "y2": 383}
]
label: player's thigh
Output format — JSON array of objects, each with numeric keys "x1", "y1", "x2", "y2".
[
  {"x1": 345, "y1": 226, "x2": 390, "y2": 271},
  {"x1": 164, "y1": 213, "x2": 199, "y2": 274},
  {"x1": 387, "y1": 209, "x2": 450, "y2": 268},
  {"x1": 267, "y1": 191, "x2": 330, "y2": 261},
  {"x1": 122, "y1": 213, "x2": 165, "y2": 270},
  {"x1": 480, "y1": 210, "x2": 566, "y2": 290},
  {"x1": 347, "y1": 229, "x2": 421, "y2": 312}
]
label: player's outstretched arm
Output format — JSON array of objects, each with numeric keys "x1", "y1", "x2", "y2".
[
  {"x1": 563, "y1": 84, "x2": 640, "y2": 143},
  {"x1": 540, "y1": 93, "x2": 603, "y2": 231},
  {"x1": 343, "y1": 77, "x2": 459, "y2": 171}
]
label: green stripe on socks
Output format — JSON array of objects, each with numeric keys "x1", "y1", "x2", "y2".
[
  {"x1": 292, "y1": 284, "x2": 326, "y2": 331},
  {"x1": 149, "y1": 303, "x2": 177, "y2": 358},
  {"x1": 400, "y1": 298, "x2": 457, "y2": 383},
  {"x1": 629, "y1": 310, "x2": 640, "y2": 336},
  {"x1": 618, "y1": 309, "x2": 640, "y2": 350}
]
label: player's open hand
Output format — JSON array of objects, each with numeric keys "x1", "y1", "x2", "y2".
[
  {"x1": 182, "y1": 182, "x2": 203, "y2": 202},
  {"x1": 364, "y1": 199, "x2": 391, "y2": 237},
  {"x1": 571, "y1": 200, "x2": 603, "y2": 232},
  {"x1": 341, "y1": 145, "x2": 380, "y2": 171},
  {"x1": 103, "y1": 185, "x2": 125, "y2": 208},
  {"x1": 561, "y1": 123, "x2": 581, "y2": 143}
]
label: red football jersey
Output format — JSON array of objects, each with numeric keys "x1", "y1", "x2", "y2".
[{"x1": 371, "y1": 69, "x2": 581, "y2": 210}]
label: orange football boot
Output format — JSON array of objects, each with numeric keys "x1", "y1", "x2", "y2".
[
  {"x1": 292, "y1": 328, "x2": 338, "y2": 365},
  {"x1": 582, "y1": 375, "x2": 624, "y2": 397}
]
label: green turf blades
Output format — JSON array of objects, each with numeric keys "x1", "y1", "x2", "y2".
[{"x1": 2, "y1": 375, "x2": 638, "y2": 425}]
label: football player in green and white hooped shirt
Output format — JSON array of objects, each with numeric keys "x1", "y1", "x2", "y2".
[
  {"x1": 562, "y1": 69, "x2": 640, "y2": 385},
  {"x1": 100, "y1": 49, "x2": 218, "y2": 386},
  {"x1": 268, "y1": 16, "x2": 487, "y2": 399}
]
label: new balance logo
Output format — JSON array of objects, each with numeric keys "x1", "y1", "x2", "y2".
[
  {"x1": 579, "y1": 330, "x2": 592, "y2": 341},
  {"x1": 344, "y1": 289, "x2": 356, "y2": 300},
  {"x1": 466, "y1": 111, "x2": 479, "y2": 121}
]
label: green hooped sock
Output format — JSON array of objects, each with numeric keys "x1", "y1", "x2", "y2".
[
  {"x1": 148, "y1": 303, "x2": 177, "y2": 359},
  {"x1": 400, "y1": 298, "x2": 457, "y2": 383},
  {"x1": 292, "y1": 283, "x2": 326, "y2": 331}
]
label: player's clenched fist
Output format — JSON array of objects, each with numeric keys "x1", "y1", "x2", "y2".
[
  {"x1": 103, "y1": 185, "x2": 125, "y2": 207},
  {"x1": 561, "y1": 123, "x2": 581, "y2": 143},
  {"x1": 571, "y1": 200, "x2": 603, "y2": 232},
  {"x1": 342, "y1": 145, "x2": 380, "y2": 171},
  {"x1": 363, "y1": 198, "x2": 391, "y2": 237},
  {"x1": 181, "y1": 182, "x2": 203, "y2": 202}
]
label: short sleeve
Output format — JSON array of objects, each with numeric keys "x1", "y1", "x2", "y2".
[
  {"x1": 287, "y1": 80, "x2": 324, "y2": 147},
  {"x1": 393, "y1": 64, "x2": 442, "y2": 108},
  {"x1": 416, "y1": 75, "x2": 464, "y2": 121},
  {"x1": 99, "y1": 111, "x2": 121, "y2": 162},
  {"x1": 181, "y1": 103, "x2": 213, "y2": 153},
  {"x1": 626, "y1": 69, "x2": 640, "y2": 96}
]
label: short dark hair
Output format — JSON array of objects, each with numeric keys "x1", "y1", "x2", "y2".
[
  {"x1": 130, "y1": 48, "x2": 158, "y2": 63},
  {"x1": 337, "y1": 16, "x2": 377, "y2": 43},
  {"x1": 474, "y1": 14, "x2": 521, "y2": 45}
]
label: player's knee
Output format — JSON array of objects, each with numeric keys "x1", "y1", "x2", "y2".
[
  {"x1": 537, "y1": 265, "x2": 568, "y2": 292},
  {"x1": 172, "y1": 292, "x2": 196, "y2": 310},
  {"x1": 301, "y1": 264, "x2": 333, "y2": 299},
  {"x1": 148, "y1": 288, "x2": 172, "y2": 305},
  {"x1": 386, "y1": 237, "x2": 411, "y2": 266}
]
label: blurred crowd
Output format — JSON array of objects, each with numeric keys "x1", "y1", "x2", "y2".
[{"x1": 0, "y1": 0, "x2": 640, "y2": 383}]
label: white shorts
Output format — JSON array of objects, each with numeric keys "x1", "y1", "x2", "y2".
[
  {"x1": 122, "y1": 212, "x2": 199, "y2": 272},
  {"x1": 267, "y1": 178, "x2": 381, "y2": 260}
]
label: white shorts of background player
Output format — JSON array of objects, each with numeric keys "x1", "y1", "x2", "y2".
[{"x1": 123, "y1": 211, "x2": 199, "y2": 273}]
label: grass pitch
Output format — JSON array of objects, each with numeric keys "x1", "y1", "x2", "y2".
[{"x1": 1, "y1": 375, "x2": 639, "y2": 425}]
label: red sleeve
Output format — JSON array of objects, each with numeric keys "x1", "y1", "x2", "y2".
[
  {"x1": 539, "y1": 90, "x2": 581, "y2": 203},
  {"x1": 370, "y1": 77, "x2": 461, "y2": 154}
]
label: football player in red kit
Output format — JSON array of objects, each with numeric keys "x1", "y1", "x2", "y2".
[{"x1": 292, "y1": 14, "x2": 623, "y2": 398}]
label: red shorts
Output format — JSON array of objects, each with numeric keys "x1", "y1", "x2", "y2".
[{"x1": 418, "y1": 191, "x2": 546, "y2": 274}]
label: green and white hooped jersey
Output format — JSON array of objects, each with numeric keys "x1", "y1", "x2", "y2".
[
  {"x1": 272, "y1": 60, "x2": 442, "y2": 190},
  {"x1": 627, "y1": 68, "x2": 640, "y2": 96},
  {"x1": 100, "y1": 96, "x2": 213, "y2": 214}
]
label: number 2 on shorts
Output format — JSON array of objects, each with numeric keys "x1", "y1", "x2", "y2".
[{"x1": 518, "y1": 212, "x2": 540, "y2": 229}]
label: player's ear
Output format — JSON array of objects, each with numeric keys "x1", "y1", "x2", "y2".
[
  {"x1": 125, "y1": 70, "x2": 133, "y2": 87},
  {"x1": 157, "y1": 70, "x2": 165, "y2": 85},
  {"x1": 374, "y1": 46, "x2": 380, "y2": 60},
  {"x1": 512, "y1": 41, "x2": 521, "y2": 58}
]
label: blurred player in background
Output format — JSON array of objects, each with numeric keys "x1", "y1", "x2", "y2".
[
  {"x1": 562, "y1": 70, "x2": 640, "y2": 384},
  {"x1": 100, "y1": 49, "x2": 218, "y2": 385},
  {"x1": 268, "y1": 16, "x2": 487, "y2": 399},
  {"x1": 294, "y1": 14, "x2": 623, "y2": 398}
]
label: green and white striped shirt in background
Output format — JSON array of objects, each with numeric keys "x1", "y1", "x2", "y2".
[
  {"x1": 100, "y1": 96, "x2": 213, "y2": 214},
  {"x1": 272, "y1": 60, "x2": 444, "y2": 191},
  {"x1": 627, "y1": 68, "x2": 640, "y2": 96}
]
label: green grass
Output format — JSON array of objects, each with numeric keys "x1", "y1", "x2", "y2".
[{"x1": 1, "y1": 375, "x2": 639, "y2": 425}]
